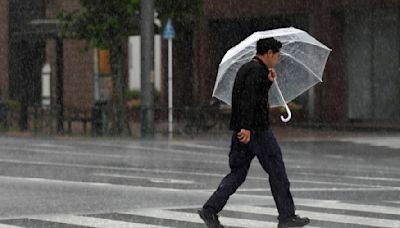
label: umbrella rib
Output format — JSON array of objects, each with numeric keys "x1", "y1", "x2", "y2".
[
  {"x1": 282, "y1": 40, "x2": 332, "y2": 51},
  {"x1": 280, "y1": 52, "x2": 323, "y2": 82},
  {"x1": 269, "y1": 80, "x2": 321, "y2": 107}
]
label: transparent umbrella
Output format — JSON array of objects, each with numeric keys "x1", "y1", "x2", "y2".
[{"x1": 212, "y1": 27, "x2": 332, "y2": 122}]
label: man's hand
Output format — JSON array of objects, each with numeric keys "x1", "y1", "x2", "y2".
[
  {"x1": 268, "y1": 68, "x2": 277, "y2": 81},
  {"x1": 237, "y1": 129, "x2": 251, "y2": 144}
]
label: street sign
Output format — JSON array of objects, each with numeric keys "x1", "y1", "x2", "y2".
[{"x1": 163, "y1": 19, "x2": 175, "y2": 40}]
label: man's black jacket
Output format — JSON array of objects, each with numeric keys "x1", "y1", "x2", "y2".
[{"x1": 229, "y1": 57, "x2": 273, "y2": 132}]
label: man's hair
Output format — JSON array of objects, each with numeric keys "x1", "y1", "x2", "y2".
[{"x1": 256, "y1": 38, "x2": 282, "y2": 55}]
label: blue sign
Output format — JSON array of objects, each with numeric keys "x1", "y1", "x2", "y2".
[{"x1": 163, "y1": 19, "x2": 176, "y2": 39}]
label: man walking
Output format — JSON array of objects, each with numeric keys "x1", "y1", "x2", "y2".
[{"x1": 198, "y1": 38, "x2": 310, "y2": 228}]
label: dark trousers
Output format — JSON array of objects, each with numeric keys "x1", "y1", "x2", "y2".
[{"x1": 203, "y1": 128, "x2": 295, "y2": 221}]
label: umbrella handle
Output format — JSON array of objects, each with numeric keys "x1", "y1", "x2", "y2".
[
  {"x1": 280, "y1": 103, "x2": 292, "y2": 122},
  {"x1": 274, "y1": 80, "x2": 292, "y2": 122}
]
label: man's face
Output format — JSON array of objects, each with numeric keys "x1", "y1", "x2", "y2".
[
  {"x1": 264, "y1": 50, "x2": 281, "y2": 68},
  {"x1": 267, "y1": 50, "x2": 281, "y2": 68}
]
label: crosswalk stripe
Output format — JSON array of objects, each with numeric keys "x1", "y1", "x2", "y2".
[
  {"x1": 235, "y1": 193, "x2": 400, "y2": 216},
  {"x1": 238, "y1": 187, "x2": 400, "y2": 192},
  {"x1": 0, "y1": 224, "x2": 24, "y2": 228},
  {"x1": 294, "y1": 198, "x2": 400, "y2": 216},
  {"x1": 28, "y1": 214, "x2": 172, "y2": 228},
  {"x1": 123, "y1": 209, "x2": 322, "y2": 228},
  {"x1": 224, "y1": 205, "x2": 400, "y2": 228}
]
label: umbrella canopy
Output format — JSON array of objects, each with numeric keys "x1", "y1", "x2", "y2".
[{"x1": 212, "y1": 27, "x2": 331, "y2": 122}]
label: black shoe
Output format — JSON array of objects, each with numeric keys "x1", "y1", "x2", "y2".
[
  {"x1": 278, "y1": 214, "x2": 310, "y2": 228},
  {"x1": 198, "y1": 209, "x2": 224, "y2": 228}
]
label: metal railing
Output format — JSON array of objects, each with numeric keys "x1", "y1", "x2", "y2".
[{"x1": 0, "y1": 104, "x2": 233, "y2": 136}]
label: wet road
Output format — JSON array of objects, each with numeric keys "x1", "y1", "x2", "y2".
[{"x1": 0, "y1": 131, "x2": 399, "y2": 227}]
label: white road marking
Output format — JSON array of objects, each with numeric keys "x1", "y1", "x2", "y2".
[
  {"x1": 339, "y1": 137, "x2": 400, "y2": 149},
  {"x1": 29, "y1": 214, "x2": 172, "y2": 228},
  {"x1": 0, "y1": 175, "x2": 117, "y2": 187},
  {"x1": 225, "y1": 205, "x2": 400, "y2": 228},
  {"x1": 323, "y1": 154, "x2": 345, "y2": 159},
  {"x1": 85, "y1": 143, "x2": 227, "y2": 158},
  {"x1": 93, "y1": 173, "x2": 198, "y2": 185},
  {"x1": 0, "y1": 147, "x2": 229, "y2": 166},
  {"x1": 237, "y1": 187, "x2": 398, "y2": 192},
  {"x1": 282, "y1": 196, "x2": 400, "y2": 216},
  {"x1": 0, "y1": 158, "x2": 391, "y2": 189},
  {"x1": 387, "y1": 201, "x2": 400, "y2": 204},
  {"x1": 0, "y1": 224, "x2": 24, "y2": 228},
  {"x1": 0, "y1": 158, "x2": 215, "y2": 175},
  {"x1": 295, "y1": 171, "x2": 400, "y2": 182},
  {"x1": 77, "y1": 141, "x2": 312, "y2": 163},
  {"x1": 36, "y1": 143, "x2": 75, "y2": 149},
  {"x1": 288, "y1": 179, "x2": 382, "y2": 187},
  {"x1": 0, "y1": 158, "x2": 231, "y2": 179},
  {"x1": 0, "y1": 146, "x2": 124, "y2": 158},
  {"x1": 172, "y1": 142, "x2": 226, "y2": 150},
  {"x1": 346, "y1": 176, "x2": 400, "y2": 182},
  {"x1": 124, "y1": 209, "x2": 321, "y2": 228},
  {"x1": 92, "y1": 172, "x2": 382, "y2": 188}
]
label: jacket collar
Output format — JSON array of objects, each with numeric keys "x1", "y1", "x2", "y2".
[{"x1": 252, "y1": 56, "x2": 269, "y2": 70}]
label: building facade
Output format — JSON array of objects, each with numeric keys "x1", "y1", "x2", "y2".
[
  {"x1": 0, "y1": 0, "x2": 399, "y2": 132},
  {"x1": 0, "y1": 0, "x2": 94, "y2": 129},
  {"x1": 184, "y1": 0, "x2": 400, "y2": 124}
]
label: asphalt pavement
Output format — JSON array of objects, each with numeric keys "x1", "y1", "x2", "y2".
[{"x1": 0, "y1": 128, "x2": 399, "y2": 227}]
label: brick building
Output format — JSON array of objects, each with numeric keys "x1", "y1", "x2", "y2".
[
  {"x1": 0, "y1": 0, "x2": 399, "y2": 132},
  {"x1": 45, "y1": 0, "x2": 95, "y2": 110},
  {"x1": 0, "y1": 0, "x2": 116, "y2": 132}
]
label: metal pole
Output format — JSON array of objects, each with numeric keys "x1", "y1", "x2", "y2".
[
  {"x1": 140, "y1": 0, "x2": 155, "y2": 138},
  {"x1": 93, "y1": 48, "x2": 100, "y2": 102},
  {"x1": 168, "y1": 38, "x2": 173, "y2": 139},
  {"x1": 56, "y1": 38, "x2": 64, "y2": 134}
]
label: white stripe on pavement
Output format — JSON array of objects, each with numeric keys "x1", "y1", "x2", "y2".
[
  {"x1": 346, "y1": 176, "x2": 400, "y2": 182},
  {"x1": 29, "y1": 214, "x2": 172, "y2": 228},
  {"x1": 238, "y1": 187, "x2": 400, "y2": 192},
  {"x1": 0, "y1": 146, "x2": 124, "y2": 158},
  {"x1": 172, "y1": 143, "x2": 226, "y2": 151},
  {"x1": 339, "y1": 137, "x2": 400, "y2": 149},
  {"x1": 232, "y1": 193, "x2": 400, "y2": 216},
  {"x1": 92, "y1": 172, "x2": 383, "y2": 188},
  {"x1": 93, "y1": 173, "x2": 198, "y2": 185},
  {"x1": 294, "y1": 198, "x2": 400, "y2": 216},
  {"x1": 224, "y1": 205, "x2": 400, "y2": 228},
  {"x1": 89, "y1": 143, "x2": 227, "y2": 158},
  {"x1": 36, "y1": 143, "x2": 75, "y2": 149},
  {"x1": 0, "y1": 158, "x2": 385, "y2": 188},
  {"x1": 288, "y1": 179, "x2": 382, "y2": 187},
  {"x1": 0, "y1": 224, "x2": 24, "y2": 228},
  {"x1": 123, "y1": 209, "x2": 321, "y2": 228},
  {"x1": 295, "y1": 171, "x2": 400, "y2": 183}
]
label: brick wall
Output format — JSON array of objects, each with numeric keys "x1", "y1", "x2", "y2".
[
  {"x1": 63, "y1": 40, "x2": 95, "y2": 109},
  {"x1": 46, "y1": 0, "x2": 95, "y2": 110}
]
